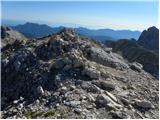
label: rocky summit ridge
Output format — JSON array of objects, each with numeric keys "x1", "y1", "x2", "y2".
[
  {"x1": 1, "y1": 28, "x2": 159, "y2": 119},
  {"x1": 1, "y1": 26, "x2": 27, "y2": 48}
]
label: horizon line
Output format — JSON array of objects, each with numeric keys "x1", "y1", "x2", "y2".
[{"x1": 2, "y1": 19, "x2": 152, "y2": 32}]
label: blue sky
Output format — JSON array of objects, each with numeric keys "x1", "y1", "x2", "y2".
[{"x1": 1, "y1": 1, "x2": 159, "y2": 30}]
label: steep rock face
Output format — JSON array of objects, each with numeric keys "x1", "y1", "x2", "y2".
[
  {"x1": 1, "y1": 26, "x2": 27, "y2": 47},
  {"x1": 138, "y1": 26, "x2": 159, "y2": 52},
  {"x1": 105, "y1": 39, "x2": 159, "y2": 79},
  {"x1": 1, "y1": 28, "x2": 159, "y2": 119}
]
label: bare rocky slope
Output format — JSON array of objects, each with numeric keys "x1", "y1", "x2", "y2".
[
  {"x1": 1, "y1": 26, "x2": 27, "y2": 48},
  {"x1": 105, "y1": 39, "x2": 159, "y2": 79},
  {"x1": 1, "y1": 28, "x2": 159, "y2": 119}
]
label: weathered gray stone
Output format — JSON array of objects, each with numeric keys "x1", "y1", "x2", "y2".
[
  {"x1": 74, "y1": 108, "x2": 82, "y2": 114},
  {"x1": 68, "y1": 101, "x2": 81, "y2": 107},
  {"x1": 70, "y1": 85, "x2": 76, "y2": 90},
  {"x1": 86, "y1": 46, "x2": 129, "y2": 70},
  {"x1": 13, "y1": 100, "x2": 19, "y2": 104},
  {"x1": 88, "y1": 94, "x2": 96, "y2": 102},
  {"x1": 111, "y1": 111, "x2": 129, "y2": 119},
  {"x1": 82, "y1": 67, "x2": 100, "y2": 79},
  {"x1": 104, "y1": 47, "x2": 112, "y2": 53},
  {"x1": 61, "y1": 86, "x2": 67, "y2": 91},
  {"x1": 134, "y1": 100, "x2": 153, "y2": 109},
  {"x1": 96, "y1": 94, "x2": 122, "y2": 109},
  {"x1": 121, "y1": 97, "x2": 130, "y2": 106},
  {"x1": 95, "y1": 94, "x2": 111, "y2": 107},
  {"x1": 105, "y1": 91, "x2": 117, "y2": 102},
  {"x1": 81, "y1": 82, "x2": 102, "y2": 93},
  {"x1": 100, "y1": 81, "x2": 115, "y2": 91},
  {"x1": 73, "y1": 59, "x2": 84, "y2": 68},
  {"x1": 19, "y1": 96, "x2": 24, "y2": 101},
  {"x1": 130, "y1": 62, "x2": 143, "y2": 72},
  {"x1": 36, "y1": 86, "x2": 44, "y2": 96},
  {"x1": 115, "y1": 76, "x2": 128, "y2": 83}
]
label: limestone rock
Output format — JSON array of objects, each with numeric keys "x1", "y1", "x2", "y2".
[
  {"x1": 130, "y1": 62, "x2": 143, "y2": 72},
  {"x1": 36, "y1": 86, "x2": 44, "y2": 96},
  {"x1": 134, "y1": 100, "x2": 153, "y2": 109},
  {"x1": 82, "y1": 67, "x2": 100, "y2": 79},
  {"x1": 95, "y1": 93, "x2": 122, "y2": 109},
  {"x1": 74, "y1": 108, "x2": 82, "y2": 114},
  {"x1": 96, "y1": 94, "x2": 110, "y2": 107},
  {"x1": 99, "y1": 81, "x2": 115, "y2": 91},
  {"x1": 67, "y1": 101, "x2": 81, "y2": 107},
  {"x1": 105, "y1": 91, "x2": 117, "y2": 102},
  {"x1": 86, "y1": 46, "x2": 129, "y2": 70},
  {"x1": 111, "y1": 111, "x2": 129, "y2": 119}
]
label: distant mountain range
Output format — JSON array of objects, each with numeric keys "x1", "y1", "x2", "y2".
[
  {"x1": 75, "y1": 27, "x2": 141, "y2": 40},
  {"x1": 9, "y1": 22, "x2": 141, "y2": 41},
  {"x1": 12, "y1": 22, "x2": 63, "y2": 38}
]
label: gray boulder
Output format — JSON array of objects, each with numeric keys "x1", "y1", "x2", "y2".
[
  {"x1": 99, "y1": 81, "x2": 115, "y2": 91},
  {"x1": 130, "y1": 62, "x2": 143, "y2": 72},
  {"x1": 96, "y1": 94, "x2": 122, "y2": 109},
  {"x1": 111, "y1": 111, "x2": 129, "y2": 119},
  {"x1": 36, "y1": 86, "x2": 44, "y2": 96},
  {"x1": 66, "y1": 101, "x2": 81, "y2": 107},
  {"x1": 82, "y1": 67, "x2": 100, "y2": 79},
  {"x1": 134, "y1": 100, "x2": 153, "y2": 109},
  {"x1": 86, "y1": 46, "x2": 129, "y2": 70}
]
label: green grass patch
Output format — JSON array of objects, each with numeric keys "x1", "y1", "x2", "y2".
[
  {"x1": 32, "y1": 111, "x2": 45, "y2": 118},
  {"x1": 24, "y1": 110, "x2": 55, "y2": 118},
  {"x1": 24, "y1": 111, "x2": 37, "y2": 119},
  {"x1": 44, "y1": 111, "x2": 55, "y2": 117}
]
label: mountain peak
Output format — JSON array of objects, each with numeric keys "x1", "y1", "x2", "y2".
[
  {"x1": 138, "y1": 26, "x2": 159, "y2": 51},
  {"x1": 25, "y1": 22, "x2": 38, "y2": 25},
  {"x1": 1, "y1": 25, "x2": 12, "y2": 31},
  {"x1": 59, "y1": 27, "x2": 75, "y2": 33},
  {"x1": 147, "y1": 26, "x2": 159, "y2": 32},
  {"x1": 1, "y1": 25, "x2": 27, "y2": 47},
  {"x1": 58, "y1": 27, "x2": 77, "y2": 37}
]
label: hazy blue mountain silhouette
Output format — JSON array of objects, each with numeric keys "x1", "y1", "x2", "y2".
[
  {"x1": 12, "y1": 22, "x2": 141, "y2": 41},
  {"x1": 2, "y1": 19, "x2": 27, "y2": 26},
  {"x1": 12, "y1": 22, "x2": 64, "y2": 38},
  {"x1": 75, "y1": 27, "x2": 141, "y2": 40}
]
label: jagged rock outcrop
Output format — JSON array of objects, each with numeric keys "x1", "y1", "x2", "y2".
[
  {"x1": 1, "y1": 26, "x2": 27, "y2": 47},
  {"x1": 1, "y1": 28, "x2": 159, "y2": 119},
  {"x1": 105, "y1": 39, "x2": 159, "y2": 79},
  {"x1": 138, "y1": 26, "x2": 159, "y2": 52}
]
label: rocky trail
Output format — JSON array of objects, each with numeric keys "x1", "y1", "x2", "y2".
[{"x1": 1, "y1": 28, "x2": 159, "y2": 119}]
